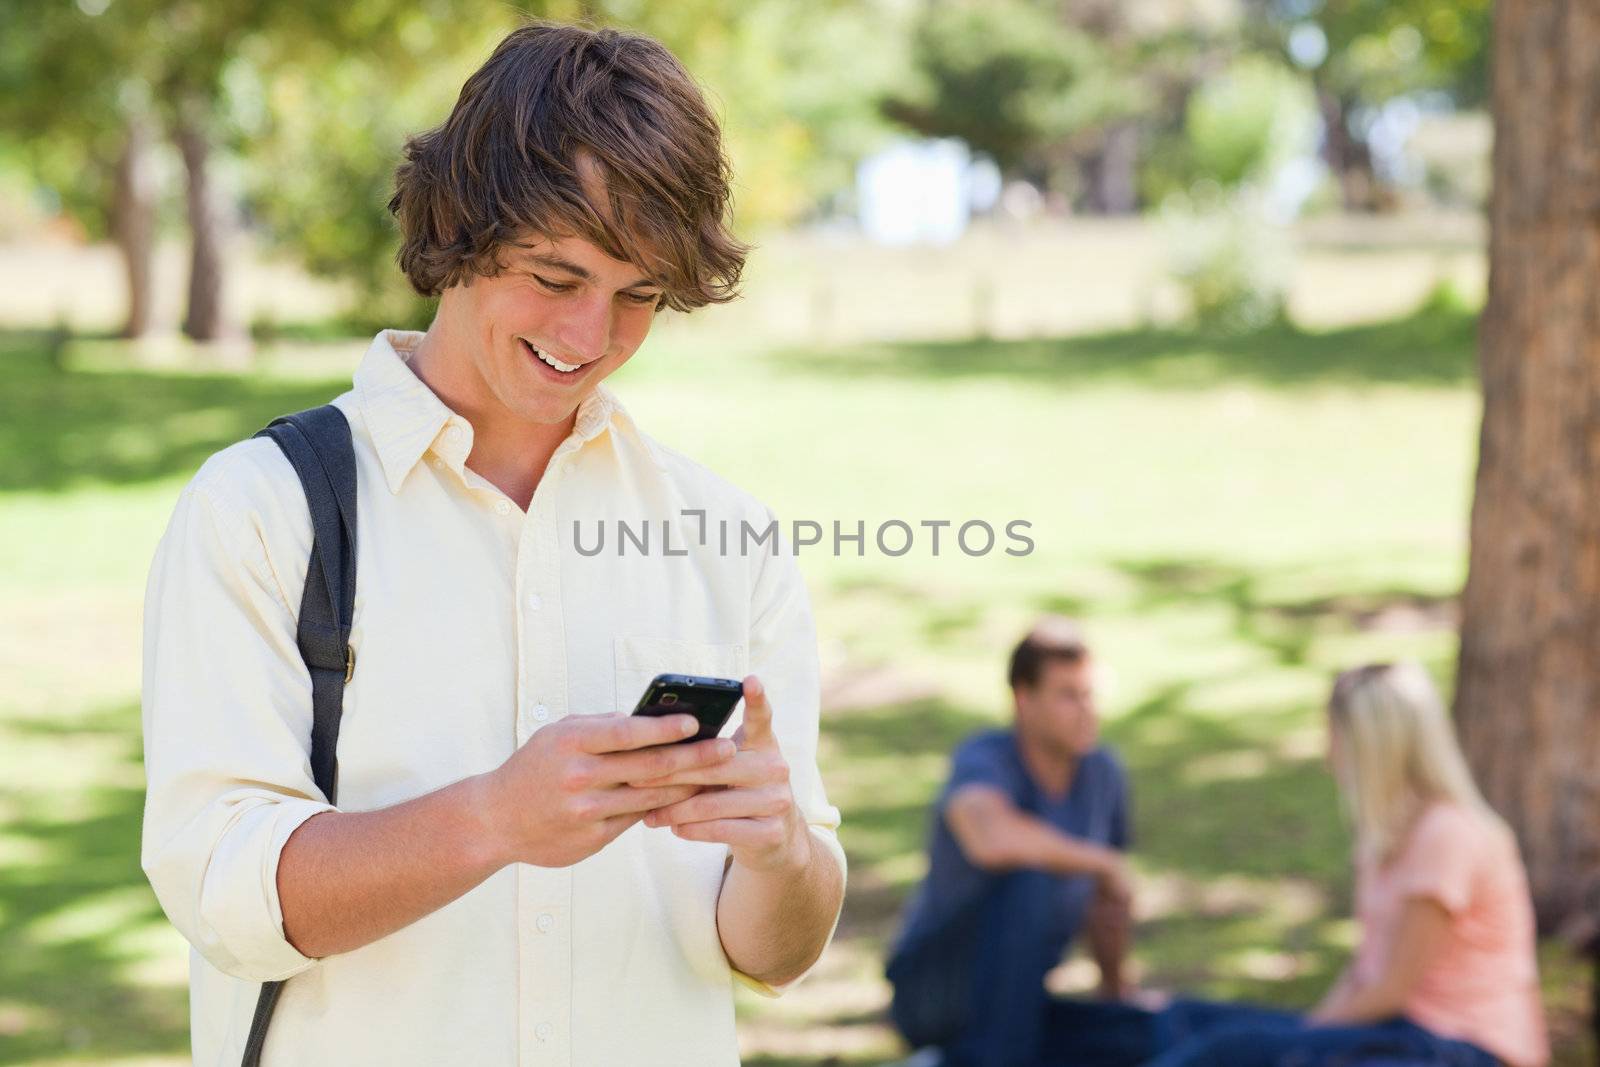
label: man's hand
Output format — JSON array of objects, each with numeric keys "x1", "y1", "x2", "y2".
[
  {"x1": 1087, "y1": 879, "x2": 1134, "y2": 999},
  {"x1": 482, "y1": 710, "x2": 738, "y2": 869},
  {"x1": 1094, "y1": 850, "x2": 1133, "y2": 906},
  {"x1": 631, "y1": 676, "x2": 813, "y2": 875},
  {"x1": 274, "y1": 713, "x2": 737, "y2": 961}
]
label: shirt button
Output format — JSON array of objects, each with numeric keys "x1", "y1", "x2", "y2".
[
  {"x1": 535, "y1": 1022, "x2": 553, "y2": 1042},
  {"x1": 536, "y1": 913, "x2": 554, "y2": 933},
  {"x1": 446, "y1": 424, "x2": 464, "y2": 442},
  {"x1": 495, "y1": 500, "x2": 512, "y2": 515},
  {"x1": 533, "y1": 704, "x2": 550, "y2": 722},
  {"x1": 526, "y1": 593, "x2": 542, "y2": 611}
]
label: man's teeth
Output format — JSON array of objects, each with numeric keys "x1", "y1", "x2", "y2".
[{"x1": 527, "y1": 342, "x2": 580, "y2": 373}]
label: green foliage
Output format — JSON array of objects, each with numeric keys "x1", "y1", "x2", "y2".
[
  {"x1": 0, "y1": 0, "x2": 150, "y2": 240},
  {"x1": 239, "y1": 15, "x2": 502, "y2": 330},
  {"x1": 886, "y1": 0, "x2": 1143, "y2": 176},
  {"x1": 1186, "y1": 56, "x2": 1317, "y2": 189},
  {"x1": 1252, "y1": 0, "x2": 1491, "y2": 107},
  {"x1": 1319, "y1": 0, "x2": 1488, "y2": 105}
]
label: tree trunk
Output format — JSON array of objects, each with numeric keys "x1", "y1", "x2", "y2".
[
  {"x1": 111, "y1": 111, "x2": 157, "y2": 339},
  {"x1": 175, "y1": 102, "x2": 235, "y2": 343},
  {"x1": 1316, "y1": 88, "x2": 1379, "y2": 213},
  {"x1": 1081, "y1": 123, "x2": 1141, "y2": 215},
  {"x1": 1455, "y1": 0, "x2": 1600, "y2": 942}
]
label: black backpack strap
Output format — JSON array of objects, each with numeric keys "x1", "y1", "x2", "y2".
[{"x1": 241, "y1": 404, "x2": 358, "y2": 1067}]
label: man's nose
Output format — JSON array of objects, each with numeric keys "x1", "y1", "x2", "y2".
[{"x1": 554, "y1": 293, "x2": 613, "y2": 362}]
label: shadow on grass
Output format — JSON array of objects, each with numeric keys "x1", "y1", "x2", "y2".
[
  {"x1": 1113, "y1": 556, "x2": 1459, "y2": 669},
  {"x1": 0, "y1": 701, "x2": 187, "y2": 1063},
  {"x1": 771, "y1": 305, "x2": 1478, "y2": 390},
  {"x1": 0, "y1": 330, "x2": 347, "y2": 493},
  {"x1": 1104, "y1": 681, "x2": 1349, "y2": 889}
]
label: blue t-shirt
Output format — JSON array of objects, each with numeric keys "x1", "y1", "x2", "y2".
[{"x1": 886, "y1": 728, "x2": 1132, "y2": 978}]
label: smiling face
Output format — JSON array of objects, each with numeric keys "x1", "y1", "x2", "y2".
[
  {"x1": 388, "y1": 23, "x2": 749, "y2": 438},
  {"x1": 435, "y1": 230, "x2": 664, "y2": 431}
]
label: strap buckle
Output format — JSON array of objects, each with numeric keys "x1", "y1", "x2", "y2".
[{"x1": 344, "y1": 645, "x2": 355, "y2": 683}]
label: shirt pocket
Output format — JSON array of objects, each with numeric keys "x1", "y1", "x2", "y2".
[{"x1": 612, "y1": 634, "x2": 747, "y2": 727}]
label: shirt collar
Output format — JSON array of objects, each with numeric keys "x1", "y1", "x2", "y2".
[{"x1": 353, "y1": 329, "x2": 633, "y2": 494}]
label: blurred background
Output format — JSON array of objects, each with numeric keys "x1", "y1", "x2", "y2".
[{"x1": 1, "y1": 0, "x2": 1593, "y2": 1064}]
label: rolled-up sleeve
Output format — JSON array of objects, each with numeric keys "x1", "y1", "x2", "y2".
[
  {"x1": 729, "y1": 513, "x2": 847, "y2": 998},
  {"x1": 140, "y1": 458, "x2": 338, "y2": 983}
]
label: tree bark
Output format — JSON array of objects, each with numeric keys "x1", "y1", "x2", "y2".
[
  {"x1": 111, "y1": 111, "x2": 157, "y2": 339},
  {"x1": 1455, "y1": 0, "x2": 1600, "y2": 937},
  {"x1": 175, "y1": 101, "x2": 235, "y2": 343},
  {"x1": 1316, "y1": 88, "x2": 1379, "y2": 213},
  {"x1": 1081, "y1": 123, "x2": 1141, "y2": 215}
]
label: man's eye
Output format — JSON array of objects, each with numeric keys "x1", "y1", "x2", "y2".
[
  {"x1": 533, "y1": 275, "x2": 574, "y2": 293},
  {"x1": 624, "y1": 291, "x2": 661, "y2": 306}
]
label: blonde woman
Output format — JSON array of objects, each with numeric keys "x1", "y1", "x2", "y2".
[{"x1": 1141, "y1": 661, "x2": 1550, "y2": 1067}]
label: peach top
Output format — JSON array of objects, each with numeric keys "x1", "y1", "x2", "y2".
[{"x1": 1353, "y1": 802, "x2": 1549, "y2": 1067}]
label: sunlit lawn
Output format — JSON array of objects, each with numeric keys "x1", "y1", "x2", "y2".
[{"x1": 0, "y1": 307, "x2": 1590, "y2": 1065}]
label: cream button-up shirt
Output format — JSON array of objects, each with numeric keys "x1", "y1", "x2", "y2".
[{"x1": 140, "y1": 329, "x2": 847, "y2": 1066}]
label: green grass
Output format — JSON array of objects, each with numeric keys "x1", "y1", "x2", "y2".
[{"x1": 0, "y1": 310, "x2": 1591, "y2": 1066}]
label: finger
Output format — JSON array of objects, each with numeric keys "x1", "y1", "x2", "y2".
[
  {"x1": 736, "y1": 675, "x2": 774, "y2": 748},
  {"x1": 665, "y1": 816, "x2": 787, "y2": 847},
  {"x1": 596, "y1": 736, "x2": 737, "y2": 787},
  {"x1": 645, "y1": 785, "x2": 790, "y2": 827},
  {"x1": 629, "y1": 747, "x2": 784, "y2": 790},
  {"x1": 596, "y1": 783, "x2": 704, "y2": 820},
  {"x1": 628, "y1": 759, "x2": 759, "y2": 791},
  {"x1": 575, "y1": 711, "x2": 700, "y2": 754}
]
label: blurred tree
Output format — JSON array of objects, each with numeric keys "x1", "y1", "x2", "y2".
[
  {"x1": 1243, "y1": 0, "x2": 1491, "y2": 211},
  {"x1": 1050, "y1": 1, "x2": 1232, "y2": 216},
  {"x1": 5, "y1": 1, "x2": 901, "y2": 334},
  {"x1": 0, "y1": 0, "x2": 425, "y2": 341},
  {"x1": 1182, "y1": 56, "x2": 1316, "y2": 189},
  {"x1": 1454, "y1": 0, "x2": 1600, "y2": 1025},
  {"x1": 882, "y1": 0, "x2": 1147, "y2": 205},
  {"x1": 0, "y1": 0, "x2": 163, "y2": 337},
  {"x1": 239, "y1": 11, "x2": 510, "y2": 332},
  {"x1": 884, "y1": 0, "x2": 1254, "y2": 215},
  {"x1": 144, "y1": 1, "x2": 456, "y2": 342}
]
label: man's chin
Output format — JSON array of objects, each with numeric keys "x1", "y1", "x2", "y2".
[{"x1": 513, "y1": 394, "x2": 588, "y2": 427}]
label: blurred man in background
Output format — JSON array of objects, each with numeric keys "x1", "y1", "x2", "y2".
[{"x1": 884, "y1": 616, "x2": 1140, "y2": 1067}]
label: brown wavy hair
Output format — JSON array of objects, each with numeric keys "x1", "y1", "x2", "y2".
[{"x1": 388, "y1": 20, "x2": 748, "y2": 312}]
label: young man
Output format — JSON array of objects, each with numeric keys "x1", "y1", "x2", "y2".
[
  {"x1": 884, "y1": 616, "x2": 1138, "y2": 1067},
  {"x1": 140, "y1": 22, "x2": 845, "y2": 1066}
]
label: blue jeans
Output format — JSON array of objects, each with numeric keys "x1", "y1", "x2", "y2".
[
  {"x1": 1146, "y1": 999, "x2": 1502, "y2": 1067},
  {"x1": 888, "y1": 869, "x2": 1500, "y2": 1067},
  {"x1": 890, "y1": 868, "x2": 1162, "y2": 1067},
  {"x1": 889, "y1": 869, "x2": 1107, "y2": 1067},
  {"x1": 1003, "y1": 996, "x2": 1501, "y2": 1067}
]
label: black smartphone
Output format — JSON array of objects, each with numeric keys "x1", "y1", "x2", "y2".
[{"x1": 630, "y1": 673, "x2": 745, "y2": 743}]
